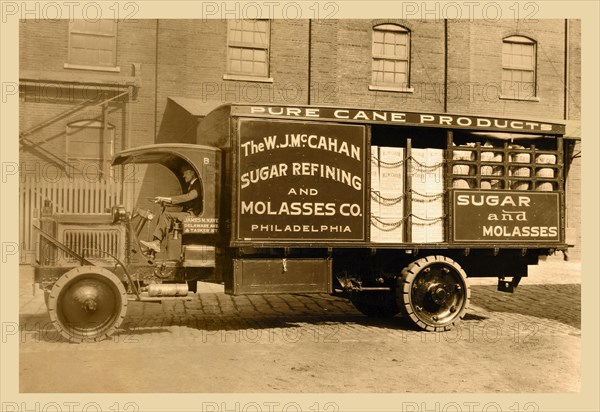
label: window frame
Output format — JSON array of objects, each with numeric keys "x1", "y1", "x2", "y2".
[
  {"x1": 224, "y1": 19, "x2": 273, "y2": 83},
  {"x1": 369, "y1": 23, "x2": 413, "y2": 93},
  {"x1": 65, "y1": 20, "x2": 120, "y2": 72},
  {"x1": 500, "y1": 35, "x2": 539, "y2": 101}
]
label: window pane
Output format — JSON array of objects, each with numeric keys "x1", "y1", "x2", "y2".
[
  {"x1": 99, "y1": 20, "x2": 115, "y2": 35},
  {"x1": 383, "y1": 72, "x2": 394, "y2": 83},
  {"x1": 396, "y1": 60, "x2": 407, "y2": 74},
  {"x1": 384, "y1": 32, "x2": 395, "y2": 44},
  {"x1": 254, "y1": 62, "x2": 266, "y2": 75},
  {"x1": 522, "y1": 82, "x2": 535, "y2": 94},
  {"x1": 395, "y1": 44, "x2": 406, "y2": 58},
  {"x1": 98, "y1": 50, "x2": 114, "y2": 66},
  {"x1": 71, "y1": 20, "x2": 87, "y2": 32},
  {"x1": 230, "y1": 47, "x2": 241, "y2": 59},
  {"x1": 383, "y1": 60, "x2": 394, "y2": 72},
  {"x1": 256, "y1": 20, "x2": 267, "y2": 33},
  {"x1": 242, "y1": 30, "x2": 253, "y2": 43},
  {"x1": 372, "y1": 41, "x2": 383, "y2": 55},
  {"x1": 241, "y1": 60, "x2": 253, "y2": 73},
  {"x1": 373, "y1": 31, "x2": 383, "y2": 43},
  {"x1": 394, "y1": 72, "x2": 406, "y2": 84},
  {"x1": 230, "y1": 60, "x2": 241, "y2": 72},
  {"x1": 255, "y1": 49, "x2": 266, "y2": 62},
  {"x1": 70, "y1": 48, "x2": 97, "y2": 66},
  {"x1": 240, "y1": 48, "x2": 252, "y2": 60}
]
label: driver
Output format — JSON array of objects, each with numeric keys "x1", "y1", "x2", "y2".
[{"x1": 140, "y1": 164, "x2": 202, "y2": 253}]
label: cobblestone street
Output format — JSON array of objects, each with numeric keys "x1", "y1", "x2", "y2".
[{"x1": 18, "y1": 258, "x2": 581, "y2": 393}]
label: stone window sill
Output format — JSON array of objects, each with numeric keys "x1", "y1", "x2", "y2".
[
  {"x1": 223, "y1": 74, "x2": 274, "y2": 83},
  {"x1": 64, "y1": 63, "x2": 121, "y2": 73},
  {"x1": 369, "y1": 84, "x2": 414, "y2": 93}
]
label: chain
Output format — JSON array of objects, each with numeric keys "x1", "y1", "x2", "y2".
[
  {"x1": 408, "y1": 157, "x2": 445, "y2": 171},
  {"x1": 380, "y1": 159, "x2": 406, "y2": 168},
  {"x1": 410, "y1": 189, "x2": 446, "y2": 202},
  {"x1": 409, "y1": 214, "x2": 446, "y2": 226},
  {"x1": 371, "y1": 216, "x2": 406, "y2": 231},
  {"x1": 371, "y1": 191, "x2": 405, "y2": 205}
]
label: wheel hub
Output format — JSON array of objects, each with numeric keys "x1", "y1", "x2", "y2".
[
  {"x1": 83, "y1": 298, "x2": 97, "y2": 312},
  {"x1": 58, "y1": 277, "x2": 118, "y2": 331},
  {"x1": 428, "y1": 284, "x2": 448, "y2": 305}
]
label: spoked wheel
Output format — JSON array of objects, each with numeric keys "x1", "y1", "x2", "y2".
[
  {"x1": 350, "y1": 291, "x2": 400, "y2": 319},
  {"x1": 397, "y1": 256, "x2": 470, "y2": 331},
  {"x1": 47, "y1": 266, "x2": 127, "y2": 342}
]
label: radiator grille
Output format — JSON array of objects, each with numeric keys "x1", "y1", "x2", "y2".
[{"x1": 63, "y1": 229, "x2": 121, "y2": 261}]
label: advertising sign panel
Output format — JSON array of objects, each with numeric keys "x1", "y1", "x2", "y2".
[
  {"x1": 231, "y1": 105, "x2": 566, "y2": 135},
  {"x1": 237, "y1": 119, "x2": 366, "y2": 241},
  {"x1": 453, "y1": 190, "x2": 560, "y2": 242}
]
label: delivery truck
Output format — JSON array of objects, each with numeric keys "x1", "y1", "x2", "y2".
[{"x1": 33, "y1": 103, "x2": 573, "y2": 342}]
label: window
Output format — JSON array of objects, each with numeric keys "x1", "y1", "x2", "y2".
[
  {"x1": 66, "y1": 120, "x2": 114, "y2": 177},
  {"x1": 502, "y1": 36, "x2": 537, "y2": 100},
  {"x1": 370, "y1": 24, "x2": 412, "y2": 92},
  {"x1": 225, "y1": 20, "x2": 271, "y2": 81},
  {"x1": 66, "y1": 20, "x2": 118, "y2": 71}
]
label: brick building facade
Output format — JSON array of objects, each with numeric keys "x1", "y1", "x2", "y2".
[{"x1": 19, "y1": 19, "x2": 581, "y2": 261}]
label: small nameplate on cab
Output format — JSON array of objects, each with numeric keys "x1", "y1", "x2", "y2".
[{"x1": 183, "y1": 217, "x2": 219, "y2": 234}]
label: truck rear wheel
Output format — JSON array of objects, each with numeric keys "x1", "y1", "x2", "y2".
[
  {"x1": 397, "y1": 255, "x2": 470, "y2": 331},
  {"x1": 47, "y1": 266, "x2": 127, "y2": 342},
  {"x1": 350, "y1": 291, "x2": 400, "y2": 318}
]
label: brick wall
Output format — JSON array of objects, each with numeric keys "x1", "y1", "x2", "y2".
[
  {"x1": 448, "y1": 20, "x2": 566, "y2": 119},
  {"x1": 155, "y1": 19, "x2": 310, "y2": 132},
  {"x1": 19, "y1": 19, "x2": 158, "y2": 206},
  {"x1": 566, "y1": 20, "x2": 581, "y2": 260},
  {"x1": 310, "y1": 19, "x2": 445, "y2": 111},
  {"x1": 566, "y1": 141, "x2": 581, "y2": 260}
]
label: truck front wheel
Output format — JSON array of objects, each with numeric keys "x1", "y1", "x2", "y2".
[
  {"x1": 397, "y1": 255, "x2": 470, "y2": 331},
  {"x1": 47, "y1": 266, "x2": 128, "y2": 342}
]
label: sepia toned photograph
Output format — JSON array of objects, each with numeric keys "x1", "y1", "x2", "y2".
[{"x1": 2, "y1": 1, "x2": 597, "y2": 411}]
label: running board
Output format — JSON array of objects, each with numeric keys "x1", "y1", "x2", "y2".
[{"x1": 128, "y1": 292, "x2": 196, "y2": 303}]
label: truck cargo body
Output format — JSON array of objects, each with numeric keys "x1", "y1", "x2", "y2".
[{"x1": 195, "y1": 104, "x2": 569, "y2": 299}]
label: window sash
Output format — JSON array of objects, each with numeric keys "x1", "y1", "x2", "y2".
[
  {"x1": 227, "y1": 20, "x2": 270, "y2": 78},
  {"x1": 502, "y1": 37, "x2": 536, "y2": 98},
  {"x1": 68, "y1": 20, "x2": 117, "y2": 68},
  {"x1": 372, "y1": 25, "x2": 410, "y2": 87}
]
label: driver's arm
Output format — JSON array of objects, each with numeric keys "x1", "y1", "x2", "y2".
[{"x1": 169, "y1": 189, "x2": 198, "y2": 205}]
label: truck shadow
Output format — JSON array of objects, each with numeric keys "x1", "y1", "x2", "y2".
[
  {"x1": 470, "y1": 284, "x2": 581, "y2": 329},
  {"x1": 18, "y1": 283, "x2": 580, "y2": 344}
]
